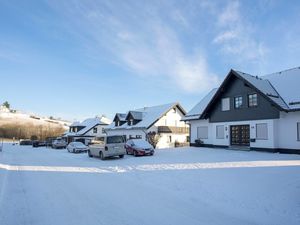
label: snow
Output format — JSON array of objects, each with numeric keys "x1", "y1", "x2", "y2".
[
  {"x1": 263, "y1": 67, "x2": 300, "y2": 110},
  {"x1": 66, "y1": 116, "x2": 111, "y2": 136},
  {"x1": 128, "y1": 139, "x2": 153, "y2": 149},
  {"x1": 182, "y1": 88, "x2": 218, "y2": 121},
  {"x1": 108, "y1": 102, "x2": 184, "y2": 130},
  {"x1": 1, "y1": 144, "x2": 300, "y2": 225}
]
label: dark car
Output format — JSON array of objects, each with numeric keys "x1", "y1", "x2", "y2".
[
  {"x1": 19, "y1": 139, "x2": 33, "y2": 145},
  {"x1": 32, "y1": 141, "x2": 46, "y2": 148},
  {"x1": 125, "y1": 139, "x2": 154, "y2": 156}
]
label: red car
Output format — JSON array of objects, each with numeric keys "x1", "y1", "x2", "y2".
[{"x1": 125, "y1": 139, "x2": 154, "y2": 156}]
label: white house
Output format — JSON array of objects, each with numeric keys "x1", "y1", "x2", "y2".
[
  {"x1": 105, "y1": 103, "x2": 189, "y2": 148},
  {"x1": 64, "y1": 116, "x2": 111, "y2": 145},
  {"x1": 0, "y1": 105, "x2": 10, "y2": 113},
  {"x1": 182, "y1": 67, "x2": 300, "y2": 154}
]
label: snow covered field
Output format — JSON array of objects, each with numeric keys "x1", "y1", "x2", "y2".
[{"x1": 0, "y1": 144, "x2": 300, "y2": 225}]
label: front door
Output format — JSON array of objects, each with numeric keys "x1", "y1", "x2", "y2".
[{"x1": 230, "y1": 125, "x2": 250, "y2": 146}]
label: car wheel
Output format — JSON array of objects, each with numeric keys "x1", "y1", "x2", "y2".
[
  {"x1": 119, "y1": 155, "x2": 124, "y2": 158},
  {"x1": 133, "y1": 151, "x2": 138, "y2": 157},
  {"x1": 88, "y1": 150, "x2": 93, "y2": 158},
  {"x1": 100, "y1": 151, "x2": 105, "y2": 160}
]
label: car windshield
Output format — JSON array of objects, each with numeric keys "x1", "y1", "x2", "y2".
[{"x1": 132, "y1": 139, "x2": 152, "y2": 149}]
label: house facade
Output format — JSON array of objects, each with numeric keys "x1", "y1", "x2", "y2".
[
  {"x1": 183, "y1": 68, "x2": 300, "y2": 154},
  {"x1": 105, "y1": 103, "x2": 189, "y2": 148},
  {"x1": 64, "y1": 116, "x2": 111, "y2": 145}
]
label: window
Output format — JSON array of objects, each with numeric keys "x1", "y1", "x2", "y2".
[
  {"x1": 216, "y1": 125, "x2": 224, "y2": 139},
  {"x1": 222, "y1": 98, "x2": 230, "y2": 111},
  {"x1": 297, "y1": 122, "x2": 300, "y2": 141},
  {"x1": 107, "y1": 136, "x2": 124, "y2": 144},
  {"x1": 168, "y1": 136, "x2": 172, "y2": 143},
  {"x1": 136, "y1": 135, "x2": 142, "y2": 139},
  {"x1": 102, "y1": 128, "x2": 105, "y2": 133},
  {"x1": 256, "y1": 123, "x2": 268, "y2": 140},
  {"x1": 197, "y1": 126, "x2": 208, "y2": 139},
  {"x1": 234, "y1": 96, "x2": 243, "y2": 109},
  {"x1": 93, "y1": 127, "x2": 97, "y2": 133},
  {"x1": 129, "y1": 119, "x2": 133, "y2": 126},
  {"x1": 248, "y1": 94, "x2": 258, "y2": 107}
]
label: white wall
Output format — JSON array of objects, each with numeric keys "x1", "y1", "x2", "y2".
[
  {"x1": 190, "y1": 119, "x2": 277, "y2": 149},
  {"x1": 106, "y1": 107, "x2": 189, "y2": 149},
  {"x1": 85, "y1": 124, "x2": 107, "y2": 137},
  {"x1": 275, "y1": 111, "x2": 300, "y2": 150},
  {"x1": 154, "y1": 108, "x2": 187, "y2": 127}
]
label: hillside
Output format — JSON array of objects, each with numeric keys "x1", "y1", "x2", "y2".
[{"x1": 0, "y1": 110, "x2": 70, "y2": 140}]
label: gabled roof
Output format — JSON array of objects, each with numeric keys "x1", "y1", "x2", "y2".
[
  {"x1": 126, "y1": 111, "x2": 143, "y2": 120},
  {"x1": 113, "y1": 113, "x2": 127, "y2": 122},
  {"x1": 107, "y1": 102, "x2": 186, "y2": 130},
  {"x1": 181, "y1": 88, "x2": 218, "y2": 121},
  {"x1": 184, "y1": 67, "x2": 300, "y2": 121},
  {"x1": 65, "y1": 116, "x2": 111, "y2": 136}
]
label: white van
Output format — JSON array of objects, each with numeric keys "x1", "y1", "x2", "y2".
[{"x1": 88, "y1": 135, "x2": 126, "y2": 160}]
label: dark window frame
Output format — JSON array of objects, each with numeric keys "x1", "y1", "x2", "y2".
[
  {"x1": 234, "y1": 96, "x2": 243, "y2": 109},
  {"x1": 93, "y1": 127, "x2": 97, "y2": 134},
  {"x1": 297, "y1": 122, "x2": 300, "y2": 141},
  {"x1": 248, "y1": 93, "x2": 258, "y2": 107}
]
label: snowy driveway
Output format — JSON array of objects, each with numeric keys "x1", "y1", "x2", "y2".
[{"x1": 0, "y1": 144, "x2": 300, "y2": 225}]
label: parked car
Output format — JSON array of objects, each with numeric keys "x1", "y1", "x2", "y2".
[
  {"x1": 67, "y1": 142, "x2": 89, "y2": 153},
  {"x1": 88, "y1": 135, "x2": 126, "y2": 160},
  {"x1": 52, "y1": 138, "x2": 67, "y2": 149},
  {"x1": 45, "y1": 137, "x2": 56, "y2": 148},
  {"x1": 125, "y1": 139, "x2": 154, "y2": 156},
  {"x1": 32, "y1": 141, "x2": 46, "y2": 148},
  {"x1": 19, "y1": 139, "x2": 33, "y2": 146}
]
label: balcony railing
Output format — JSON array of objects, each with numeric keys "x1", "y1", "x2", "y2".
[{"x1": 157, "y1": 126, "x2": 189, "y2": 134}]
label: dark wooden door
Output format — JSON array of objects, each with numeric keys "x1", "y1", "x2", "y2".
[{"x1": 230, "y1": 125, "x2": 250, "y2": 146}]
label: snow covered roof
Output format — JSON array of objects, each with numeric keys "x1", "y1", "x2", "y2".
[
  {"x1": 235, "y1": 71, "x2": 289, "y2": 110},
  {"x1": 115, "y1": 113, "x2": 127, "y2": 121},
  {"x1": 184, "y1": 67, "x2": 300, "y2": 121},
  {"x1": 262, "y1": 67, "x2": 300, "y2": 110},
  {"x1": 182, "y1": 88, "x2": 218, "y2": 121},
  {"x1": 107, "y1": 102, "x2": 186, "y2": 130},
  {"x1": 126, "y1": 111, "x2": 143, "y2": 120},
  {"x1": 65, "y1": 116, "x2": 111, "y2": 136}
]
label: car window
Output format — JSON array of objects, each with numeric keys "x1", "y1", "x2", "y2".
[
  {"x1": 107, "y1": 136, "x2": 124, "y2": 144},
  {"x1": 90, "y1": 137, "x2": 105, "y2": 145}
]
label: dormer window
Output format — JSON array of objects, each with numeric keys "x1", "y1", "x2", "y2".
[
  {"x1": 129, "y1": 119, "x2": 133, "y2": 126},
  {"x1": 115, "y1": 121, "x2": 120, "y2": 127}
]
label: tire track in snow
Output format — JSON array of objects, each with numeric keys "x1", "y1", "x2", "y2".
[{"x1": 1, "y1": 160, "x2": 300, "y2": 174}]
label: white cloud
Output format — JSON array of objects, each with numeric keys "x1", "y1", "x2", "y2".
[
  {"x1": 213, "y1": 0, "x2": 267, "y2": 63},
  {"x1": 47, "y1": 0, "x2": 220, "y2": 94}
]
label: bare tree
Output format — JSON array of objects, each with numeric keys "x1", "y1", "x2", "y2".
[{"x1": 147, "y1": 131, "x2": 161, "y2": 149}]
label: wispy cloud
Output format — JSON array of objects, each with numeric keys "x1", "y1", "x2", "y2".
[
  {"x1": 47, "y1": 0, "x2": 220, "y2": 94},
  {"x1": 213, "y1": 0, "x2": 268, "y2": 63}
]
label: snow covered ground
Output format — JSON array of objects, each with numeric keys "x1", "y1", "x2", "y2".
[{"x1": 0, "y1": 144, "x2": 300, "y2": 225}]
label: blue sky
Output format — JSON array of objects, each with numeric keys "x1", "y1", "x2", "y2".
[{"x1": 1, "y1": 0, "x2": 300, "y2": 121}]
